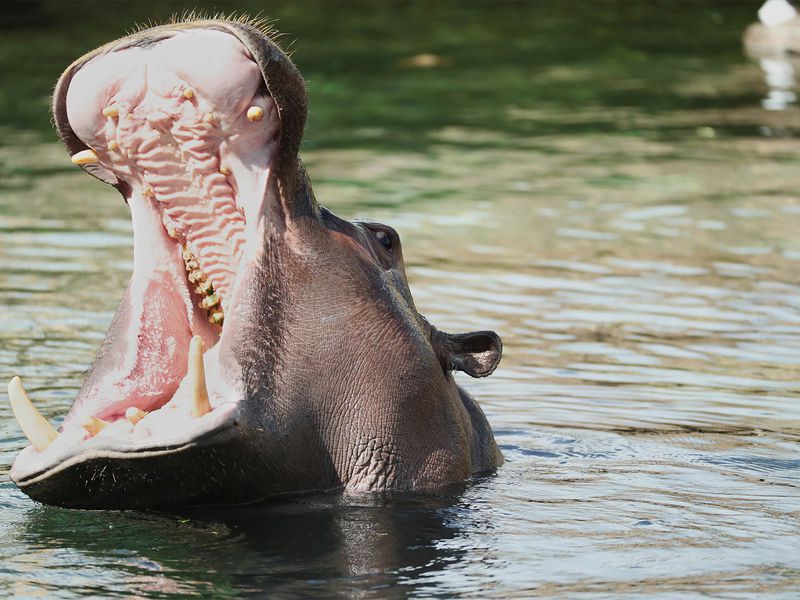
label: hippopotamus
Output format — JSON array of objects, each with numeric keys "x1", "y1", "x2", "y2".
[{"x1": 7, "y1": 17, "x2": 503, "y2": 509}]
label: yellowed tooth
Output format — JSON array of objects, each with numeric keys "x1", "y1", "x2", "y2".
[
  {"x1": 7, "y1": 376, "x2": 58, "y2": 452},
  {"x1": 209, "y1": 312, "x2": 224, "y2": 325},
  {"x1": 125, "y1": 406, "x2": 147, "y2": 425},
  {"x1": 71, "y1": 149, "x2": 99, "y2": 165},
  {"x1": 183, "y1": 87, "x2": 195, "y2": 100},
  {"x1": 188, "y1": 270, "x2": 206, "y2": 284},
  {"x1": 247, "y1": 106, "x2": 264, "y2": 122},
  {"x1": 182, "y1": 245, "x2": 193, "y2": 261},
  {"x1": 203, "y1": 112, "x2": 216, "y2": 124},
  {"x1": 102, "y1": 105, "x2": 119, "y2": 118},
  {"x1": 200, "y1": 294, "x2": 219, "y2": 309},
  {"x1": 142, "y1": 185, "x2": 154, "y2": 197},
  {"x1": 188, "y1": 336, "x2": 211, "y2": 418},
  {"x1": 108, "y1": 140, "x2": 118, "y2": 151},
  {"x1": 185, "y1": 259, "x2": 199, "y2": 270},
  {"x1": 82, "y1": 416, "x2": 108, "y2": 436},
  {"x1": 195, "y1": 280, "x2": 213, "y2": 294},
  {"x1": 219, "y1": 165, "x2": 231, "y2": 176}
]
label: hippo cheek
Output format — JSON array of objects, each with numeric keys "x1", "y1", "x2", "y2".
[{"x1": 8, "y1": 22, "x2": 311, "y2": 508}]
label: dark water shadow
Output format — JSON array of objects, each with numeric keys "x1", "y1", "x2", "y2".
[{"x1": 17, "y1": 483, "x2": 479, "y2": 598}]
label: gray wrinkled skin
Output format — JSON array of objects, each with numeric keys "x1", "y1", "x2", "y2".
[{"x1": 11, "y1": 19, "x2": 503, "y2": 509}]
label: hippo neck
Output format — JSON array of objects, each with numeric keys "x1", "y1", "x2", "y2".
[{"x1": 277, "y1": 163, "x2": 319, "y2": 221}]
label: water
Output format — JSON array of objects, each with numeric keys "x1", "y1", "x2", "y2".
[{"x1": 1, "y1": 1, "x2": 799, "y2": 597}]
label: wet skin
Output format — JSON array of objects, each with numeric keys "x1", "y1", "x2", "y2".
[{"x1": 8, "y1": 18, "x2": 503, "y2": 509}]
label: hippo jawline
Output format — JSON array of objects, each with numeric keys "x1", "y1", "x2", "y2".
[{"x1": 9, "y1": 20, "x2": 305, "y2": 505}]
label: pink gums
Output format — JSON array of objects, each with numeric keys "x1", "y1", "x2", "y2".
[
  {"x1": 61, "y1": 29, "x2": 279, "y2": 424},
  {"x1": 94, "y1": 278, "x2": 192, "y2": 421}
]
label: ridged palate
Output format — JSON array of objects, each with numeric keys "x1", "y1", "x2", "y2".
[{"x1": 101, "y1": 86, "x2": 247, "y2": 303}]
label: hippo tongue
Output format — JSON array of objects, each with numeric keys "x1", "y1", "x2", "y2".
[{"x1": 60, "y1": 29, "x2": 279, "y2": 427}]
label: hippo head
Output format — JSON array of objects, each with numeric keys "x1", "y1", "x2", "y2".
[{"x1": 8, "y1": 18, "x2": 503, "y2": 509}]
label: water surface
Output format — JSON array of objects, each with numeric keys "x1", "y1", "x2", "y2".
[{"x1": 1, "y1": 2, "x2": 798, "y2": 598}]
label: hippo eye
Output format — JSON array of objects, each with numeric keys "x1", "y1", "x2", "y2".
[{"x1": 375, "y1": 230, "x2": 392, "y2": 250}]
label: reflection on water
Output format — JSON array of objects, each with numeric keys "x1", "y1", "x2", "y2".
[
  {"x1": 1, "y1": 1, "x2": 799, "y2": 598},
  {"x1": 758, "y1": 58, "x2": 796, "y2": 110},
  {"x1": 9, "y1": 491, "x2": 480, "y2": 598}
]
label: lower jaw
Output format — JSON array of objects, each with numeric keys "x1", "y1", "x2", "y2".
[
  {"x1": 9, "y1": 395, "x2": 242, "y2": 490},
  {"x1": 8, "y1": 217, "x2": 257, "y2": 474},
  {"x1": 9, "y1": 326, "x2": 245, "y2": 481},
  {"x1": 10, "y1": 412, "x2": 262, "y2": 510}
]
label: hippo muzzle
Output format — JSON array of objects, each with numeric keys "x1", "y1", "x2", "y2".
[{"x1": 8, "y1": 17, "x2": 504, "y2": 509}]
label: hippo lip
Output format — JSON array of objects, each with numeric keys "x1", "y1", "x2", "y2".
[
  {"x1": 9, "y1": 23, "x2": 287, "y2": 487},
  {"x1": 9, "y1": 403, "x2": 239, "y2": 487}
]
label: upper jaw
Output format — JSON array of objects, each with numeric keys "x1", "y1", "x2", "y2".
[{"x1": 52, "y1": 18, "x2": 313, "y2": 219}]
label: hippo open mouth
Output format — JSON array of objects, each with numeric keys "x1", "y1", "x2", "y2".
[
  {"x1": 10, "y1": 21, "x2": 293, "y2": 502},
  {"x1": 8, "y1": 17, "x2": 503, "y2": 509}
]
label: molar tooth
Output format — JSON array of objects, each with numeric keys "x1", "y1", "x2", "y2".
[
  {"x1": 203, "y1": 112, "x2": 216, "y2": 124},
  {"x1": 195, "y1": 280, "x2": 213, "y2": 294},
  {"x1": 142, "y1": 185, "x2": 154, "y2": 197},
  {"x1": 200, "y1": 294, "x2": 219, "y2": 309},
  {"x1": 188, "y1": 270, "x2": 206, "y2": 284},
  {"x1": 188, "y1": 336, "x2": 211, "y2": 418},
  {"x1": 185, "y1": 259, "x2": 199, "y2": 271},
  {"x1": 7, "y1": 376, "x2": 58, "y2": 452},
  {"x1": 209, "y1": 312, "x2": 224, "y2": 325},
  {"x1": 183, "y1": 87, "x2": 195, "y2": 100},
  {"x1": 102, "y1": 105, "x2": 119, "y2": 118},
  {"x1": 71, "y1": 149, "x2": 99, "y2": 165},
  {"x1": 220, "y1": 165, "x2": 231, "y2": 176},
  {"x1": 82, "y1": 416, "x2": 108, "y2": 436},
  {"x1": 247, "y1": 106, "x2": 264, "y2": 122},
  {"x1": 182, "y1": 246, "x2": 193, "y2": 261},
  {"x1": 125, "y1": 407, "x2": 147, "y2": 425},
  {"x1": 108, "y1": 140, "x2": 118, "y2": 151}
]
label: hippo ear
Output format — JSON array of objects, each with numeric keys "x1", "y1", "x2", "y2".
[{"x1": 438, "y1": 330, "x2": 503, "y2": 378}]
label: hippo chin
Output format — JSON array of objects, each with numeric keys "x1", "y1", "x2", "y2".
[{"x1": 7, "y1": 17, "x2": 503, "y2": 509}]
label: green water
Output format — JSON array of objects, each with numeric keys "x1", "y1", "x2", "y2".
[{"x1": 1, "y1": 1, "x2": 799, "y2": 598}]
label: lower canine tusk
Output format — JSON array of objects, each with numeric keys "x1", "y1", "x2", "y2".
[
  {"x1": 7, "y1": 376, "x2": 58, "y2": 452},
  {"x1": 189, "y1": 336, "x2": 211, "y2": 418}
]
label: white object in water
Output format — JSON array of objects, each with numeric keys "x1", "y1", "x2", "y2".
[{"x1": 758, "y1": 0, "x2": 797, "y2": 27}]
